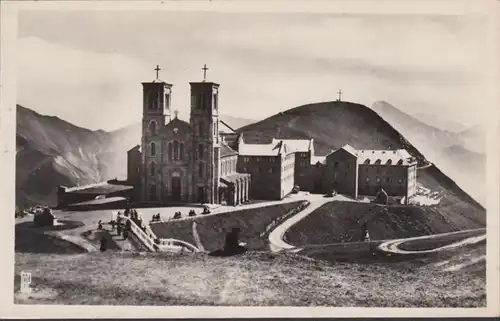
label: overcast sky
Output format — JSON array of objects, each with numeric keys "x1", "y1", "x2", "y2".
[{"x1": 17, "y1": 9, "x2": 494, "y2": 131}]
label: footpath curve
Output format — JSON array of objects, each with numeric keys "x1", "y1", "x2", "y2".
[
  {"x1": 268, "y1": 196, "x2": 330, "y2": 253},
  {"x1": 377, "y1": 228, "x2": 486, "y2": 255}
]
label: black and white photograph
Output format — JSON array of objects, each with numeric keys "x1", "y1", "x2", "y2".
[{"x1": 2, "y1": 0, "x2": 499, "y2": 316}]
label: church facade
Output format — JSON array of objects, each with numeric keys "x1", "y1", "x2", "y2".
[{"x1": 126, "y1": 76, "x2": 250, "y2": 206}]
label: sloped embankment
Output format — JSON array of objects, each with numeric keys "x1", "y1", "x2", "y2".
[
  {"x1": 284, "y1": 201, "x2": 485, "y2": 247},
  {"x1": 150, "y1": 202, "x2": 303, "y2": 252}
]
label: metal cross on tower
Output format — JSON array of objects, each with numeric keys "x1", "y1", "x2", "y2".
[
  {"x1": 154, "y1": 65, "x2": 161, "y2": 80},
  {"x1": 337, "y1": 89, "x2": 343, "y2": 102},
  {"x1": 202, "y1": 64, "x2": 209, "y2": 81}
]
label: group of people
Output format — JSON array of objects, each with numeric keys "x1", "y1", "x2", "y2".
[
  {"x1": 151, "y1": 213, "x2": 161, "y2": 222},
  {"x1": 171, "y1": 207, "x2": 211, "y2": 220}
]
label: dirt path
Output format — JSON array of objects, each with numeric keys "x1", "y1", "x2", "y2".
[
  {"x1": 268, "y1": 194, "x2": 348, "y2": 252},
  {"x1": 377, "y1": 229, "x2": 486, "y2": 255}
]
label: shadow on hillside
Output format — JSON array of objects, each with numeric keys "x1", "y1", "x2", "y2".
[
  {"x1": 89, "y1": 230, "x2": 121, "y2": 251},
  {"x1": 15, "y1": 224, "x2": 85, "y2": 255},
  {"x1": 208, "y1": 247, "x2": 248, "y2": 257}
]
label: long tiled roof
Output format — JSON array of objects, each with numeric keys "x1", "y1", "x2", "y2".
[
  {"x1": 357, "y1": 149, "x2": 415, "y2": 166},
  {"x1": 238, "y1": 140, "x2": 292, "y2": 156},
  {"x1": 272, "y1": 138, "x2": 313, "y2": 152}
]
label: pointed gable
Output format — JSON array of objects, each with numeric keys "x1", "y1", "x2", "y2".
[{"x1": 220, "y1": 142, "x2": 238, "y2": 158}]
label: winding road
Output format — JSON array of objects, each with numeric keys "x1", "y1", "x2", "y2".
[{"x1": 267, "y1": 194, "x2": 486, "y2": 256}]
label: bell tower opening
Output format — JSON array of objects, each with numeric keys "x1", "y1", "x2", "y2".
[
  {"x1": 140, "y1": 65, "x2": 174, "y2": 203},
  {"x1": 189, "y1": 64, "x2": 221, "y2": 204}
]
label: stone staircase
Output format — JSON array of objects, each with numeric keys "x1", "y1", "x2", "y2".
[{"x1": 114, "y1": 211, "x2": 202, "y2": 253}]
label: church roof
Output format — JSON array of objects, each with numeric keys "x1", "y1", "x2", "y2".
[
  {"x1": 220, "y1": 142, "x2": 238, "y2": 158},
  {"x1": 272, "y1": 138, "x2": 313, "y2": 153},
  {"x1": 358, "y1": 149, "x2": 416, "y2": 166},
  {"x1": 219, "y1": 120, "x2": 236, "y2": 134},
  {"x1": 163, "y1": 117, "x2": 192, "y2": 135},
  {"x1": 127, "y1": 145, "x2": 141, "y2": 153}
]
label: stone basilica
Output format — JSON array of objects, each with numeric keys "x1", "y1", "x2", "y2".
[{"x1": 126, "y1": 66, "x2": 251, "y2": 206}]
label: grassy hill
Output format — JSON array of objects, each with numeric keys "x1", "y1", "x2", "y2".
[
  {"x1": 150, "y1": 201, "x2": 304, "y2": 252},
  {"x1": 237, "y1": 100, "x2": 484, "y2": 219},
  {"x1": 284, "y1": 201, "x2": 485, "y2": 247},
  {"x1": 14, "y1": 242, "x2": 485, "y2": 307}
]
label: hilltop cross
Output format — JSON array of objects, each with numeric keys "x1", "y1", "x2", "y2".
[
  {"x1": 202, "y1": 64, "x2": 209, "y2": 81},
  {"x1": 337, "y1": 89, "x2": 343, "y2": 102},
  {"x1": 174, "y1": 110, "x2": 179, "y2": 118},
  {"x1": 154, "y1": 65, "x2": 161, "y2": 80}
]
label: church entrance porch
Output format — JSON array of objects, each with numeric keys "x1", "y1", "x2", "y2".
[{"x1": 220, "y1": 174, "x2": 251, "y2": 206}]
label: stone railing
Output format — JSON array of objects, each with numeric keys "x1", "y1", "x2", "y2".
[
  {"x1": 260, "y1": 200, "x2": 310, "y2": 239},
  {"x1": 156, "y1": 238, "x2": 201, "y2": 253},
  {"x1": 118, "y1": 213, "x2": 157, "y2": 252},
  {"x1": 116, "y1": 211, "x2": 201, "y2": 253}
]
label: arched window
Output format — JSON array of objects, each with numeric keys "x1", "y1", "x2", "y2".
[
  {"x1": 198, "y1": 143, "x2": 204, "y2": 159},
  {"x1": 197, "y1": 122, "x2": 202, "y2": 136},
  {"x1": 148, "y1": 92, "x2": 158, "y2": 110},
  {"x1": 198, "y1": 163, "x2": 204, "y2": 179},
  {"x1": 168, "y1": 142, "x2": 173, "y2": 161},
  {"x1": 150, "y1": 142, "x2": 156, "y2": 156},
  {"x1": 150, "y1": 162, "x2": 155, "y2": 176},
  {"x1": 213, "y1": 93, "x2": 218, "y2": 110},
  {"x1": 199, "y1": 93, "x2": 205, "y2": 109},
  {"x1": 149, "y1": 121, "x2": 156, "y2": 136},
  {"x1": 173, "y1": 140, "x2": 179, "y2": 160},
  {"x1": 179, "y1": 142, "x2": 184, "y2": 161},
  {"x1": 165, "y1": 93, "x2": 170, "y2": 110}
]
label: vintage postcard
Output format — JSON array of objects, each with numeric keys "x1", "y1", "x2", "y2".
[{"x1": 1, "y1": 0, "x2": 499, "y2": 318}]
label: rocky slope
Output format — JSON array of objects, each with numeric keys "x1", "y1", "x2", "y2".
[{"x1": 15, "y1": 105, "x2": 254, "y2": 209}]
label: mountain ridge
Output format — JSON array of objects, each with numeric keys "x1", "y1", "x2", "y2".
[
  {"x1": 16, "y1": 102, "x2": 485, "y2": 220},
  {"x1": 370, "y1": 101, "x2": 485, "y2": 205},
  {"x1": 15, "y1": 105, "x2": 256, "y2": 209},
  {"x1": 237, "y1": 100, "x2": 484, "y2": 213}
]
